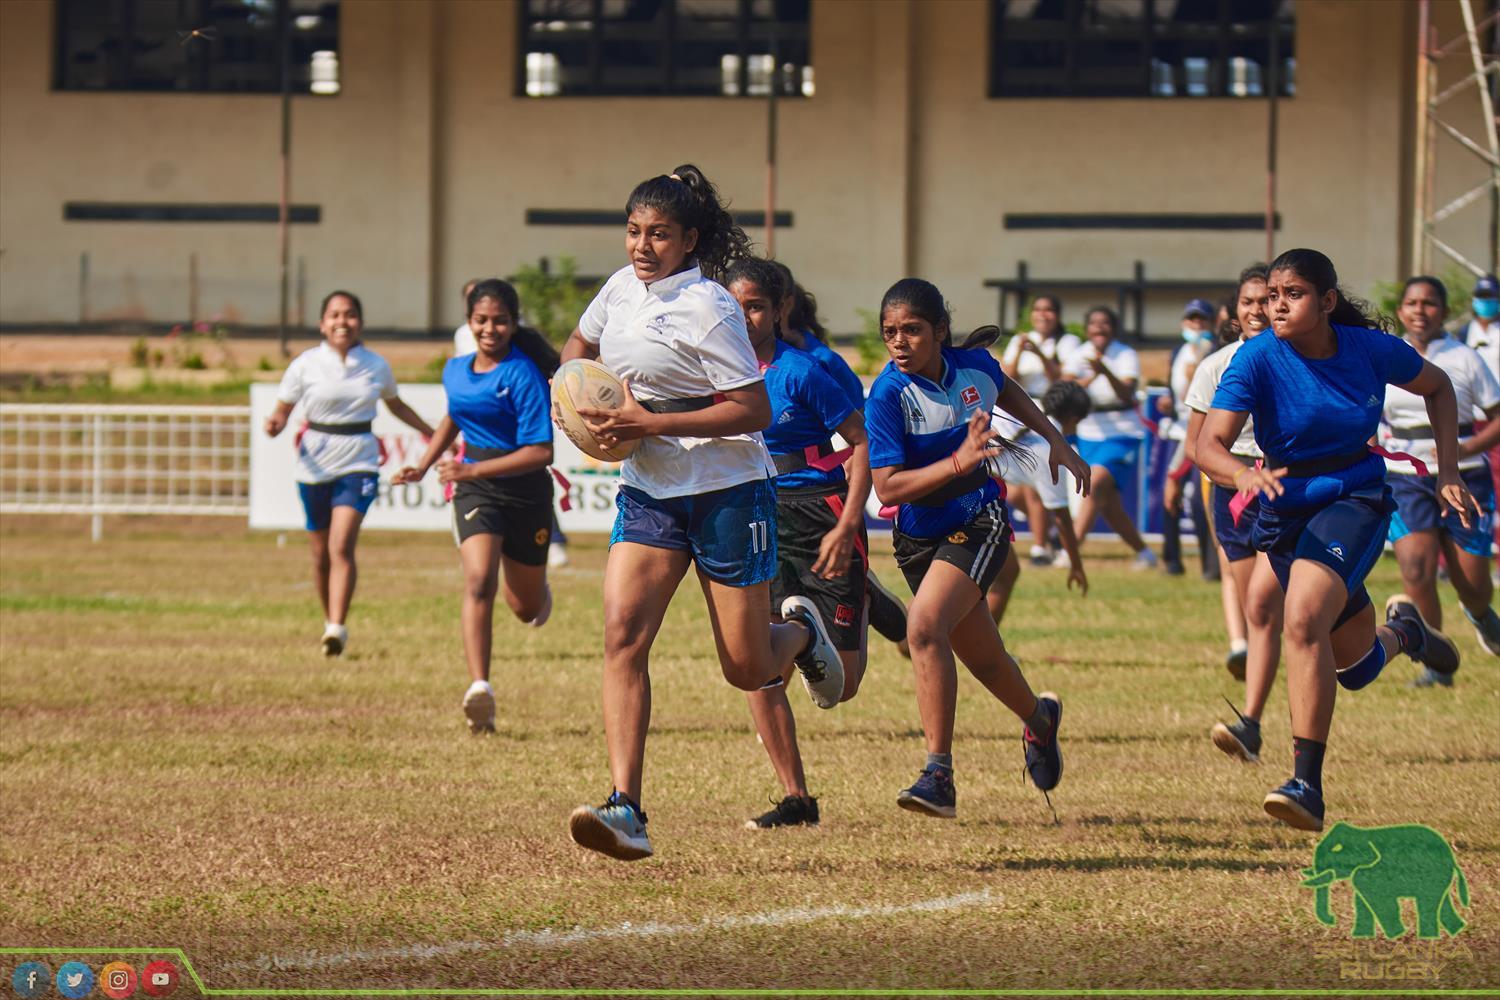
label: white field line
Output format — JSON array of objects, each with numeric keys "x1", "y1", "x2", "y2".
[{"x1": 229, "y1": 888, "x2": 999, "y2": 973}]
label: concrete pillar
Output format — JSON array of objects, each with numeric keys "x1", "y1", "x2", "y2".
[
  {"x1": 869, "y1": 0, "x2": 916, "y2": 279},
  {"x1": 391, "y1": 1, "x2": 440, "y2": 331}
]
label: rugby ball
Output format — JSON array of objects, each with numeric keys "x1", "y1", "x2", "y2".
[{"x1": 552, "y1": 358, "x2": 640, "y2": 463}]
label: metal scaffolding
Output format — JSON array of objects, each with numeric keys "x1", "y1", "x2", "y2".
[{"x1": 1412, "y1": 0, "x2": 1500, "y2": 276}]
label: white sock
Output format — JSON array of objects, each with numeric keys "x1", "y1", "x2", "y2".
[
  {"x1": 468, "y1": 679, "x2": 492, "y2": 694},
  {"x1": 1229, "y1": 638, "x2": 1249, "y2": 655}
]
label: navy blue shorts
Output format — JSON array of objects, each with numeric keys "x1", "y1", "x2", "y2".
[
  {"x1": 1388, "y1": 465, "x2": 1496, "y2": 558},
  {"x1": 1254, "y1": 484, "x2": 1393, "y2": 630},
  {"x1": 1211, "y1": 483, "x2": 1260, "y2": 562},
  {"x1": 611, "y1": 479, "x2": 778, "y2": 587},
  {"x1": 297, "y1": 472, "x2": 379, "y2": 532}
]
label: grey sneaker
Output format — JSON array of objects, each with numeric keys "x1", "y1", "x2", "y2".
[
  {"x1": 781, "y1": 596, "x2": 845, "y2": 709},
  {"x1": 570, "y1": 792, "x2": 652, "y2": 861},
  {"x1": 1464, "y1": 606, "x2": 1500, "y2": 656},
  {"x1": 462, "y1": 680, "x2": 496, "y2": 734},
  {"x1": 1384, "y1": 594, "x2": 1459, "y2": 675},
  {"x1": 1211, "y1": 701, "x2": 1262, "y2": 763}
]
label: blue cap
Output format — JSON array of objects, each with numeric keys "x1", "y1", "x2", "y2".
[
  {"x1": 1473, "y1": 274, "x2": 1499, "y2": 298},
  {"x1": 1183, "y1": 298, "x2": 1215, "y2": 319}
]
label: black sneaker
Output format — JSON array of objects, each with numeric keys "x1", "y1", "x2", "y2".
[
  {"x1": 1464, "y1": 606, "x2": 1500, "y2": 656},
  {"x1": 1225, "y1": 647, "x2": 1248, "y2": 681},
  {"x1": 745, "y1": 794, "x2": 819, "y2": 830},
  {"x1": 1384, "y1": 594, "x2": 1460, "y2": 675},
  {"x1": 1023, "y1": 693, "x2": 1064, "y2": 792},
  {"x1": 1211, "y1": 700, "x2": 1261, "y2": 763}
]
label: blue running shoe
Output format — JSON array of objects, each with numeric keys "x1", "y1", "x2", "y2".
[
  {"x1": 1023, "y1": 693, "x2": 1064, "y2": 792},
  {"x1": 569, "y1": 790, "x2": 652, "y2": 861},
  {"x1": 1384, "y1": 594, "x2": 1460, "y2": 676},
  {"x1": 1263, "y1": 777, "x2": 1325, "y2": 832},
  {"x1": 896, "y1": 765, "x2": 956, "y2": 818}
]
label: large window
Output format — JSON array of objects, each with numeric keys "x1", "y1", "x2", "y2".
[
  {"x1": 991, "y1": 0, "x2": 1294, "y2": 98},
  {"x1": 55, "y1": 0, "x2": 340, "y2": 94},
  {"x1": 519, "y1": 0, "x2": 812, "y2": 98}
]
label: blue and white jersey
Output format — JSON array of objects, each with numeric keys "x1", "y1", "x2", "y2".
[
  {"x1": 797, "y1": 333, "x2": 866, "y2": 409},
  {"x1": 866, "y1": 345, "x2": 1007, "y2": 538},
  {"x1": 763, "y1": 339, "x2": 856, "y2": 490},
  {"x1": 441, "y1": 349, "x2": 552, "y2": 455}
]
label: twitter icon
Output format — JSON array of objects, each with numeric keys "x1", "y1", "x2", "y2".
[{"x1": 57, "y1": 961, "x2": 95, "y2": 998}]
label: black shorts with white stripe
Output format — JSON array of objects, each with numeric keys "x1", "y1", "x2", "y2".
[{"x1": 891, "y1": 499, "x2": 1013, "y2": 594}]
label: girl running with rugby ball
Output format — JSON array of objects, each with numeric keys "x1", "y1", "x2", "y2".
[
  {"x1": 558, "y1": 166, "x2": 843, "y2": 861},
  {"x1": 865, "y1": 278, "x2": 1090, "y2": 817},
  {"x1": 1198, "y1": 249, "x2": 1477, "y2": 831},
  {"x1": 394, "y1": 279, "x2": 556, "y2": 734},
  {"x1": 264, "y1": 290, "x2": 434, "y2": 657}
]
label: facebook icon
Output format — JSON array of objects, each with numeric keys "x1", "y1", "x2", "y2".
[{"x1": 12, "y1": 962, "x2": 51, "y2": 999}]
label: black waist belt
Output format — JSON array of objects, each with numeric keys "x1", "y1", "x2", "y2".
[
  {"x1": 1267, "y1": 447, "x2": 1371, "y2": 478},
  {"x1": 307, "y1": 420, "x2": 373, "y2": 435},
  {"x1": 1091, "y1": 402, "x2": 1133, "y2": 413},
  {"x1": 465, "y1": 446, "x2": 515, "y2": 461},
  {"x1": 772, "y1": 441, "x2": 839, "y2": 476},
  {"x1": 639, "y1": 396, "x2": 716, "y2": 414},
  {"x1": 908, "y1": 467, "x2": 990, "y2": 507},
  {"x1": 1390, "y1": 423, "x2": 1475, "y2": 440}
]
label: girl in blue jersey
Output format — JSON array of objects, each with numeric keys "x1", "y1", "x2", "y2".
[
  {"x1": 770, "y1": 258, "x2": 912, "y2": 659},
  {"x1": 394, "y1": 280, "x2": 555, "y2": 735},
  {"x1": 1199, "y1": 249, "x2": 1480, "y2": 832},
  {"x1": 556, "y1": 165, "x2": 843, "y2": 861},
  {"x1": 725, "y1": 257, "x2": 873, "y2": 830},
  {"x1": 865, "y1": 278, "x2": 1091, "y2": 818}
]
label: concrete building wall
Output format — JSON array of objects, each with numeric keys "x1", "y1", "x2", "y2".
[{"x1": 0, "y1": 0, "x2": 1458, "y2": 338}]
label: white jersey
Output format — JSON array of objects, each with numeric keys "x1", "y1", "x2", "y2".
[
  {"x1": 276, "y1": 342, "x2": 398, "y2": 483},
  {"x1": 578, "y1": 263, "x2": 774, "y2": 498},
  {"x1": 1165, "y1": 339, "x2": 1211, "y2": 441},
  {"x1": 1465, "y1": 319, "x2": 1499, "y2": 386},
  {"x1": 989, "y1": 424, "x2": 1071, "y2": 510},
  {"x1": 1185, "y1": 340, "x2": 1262, "y2": 459},
  {"x1": 1000, "y1": 330, "x2": 1081, "y2": 398},
  {"x1": 1380, "y1": 334, "x2": 1500, "y2": 474},
  {"x1": 454, "y1": 323, "x2": 477, "y2": 357},
  {"x1": 1064, "y1": 339, "x2": 1144, "y2": 440}
]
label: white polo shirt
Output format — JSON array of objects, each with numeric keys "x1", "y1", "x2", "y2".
[
  {"x1": 1000, "y1": 330, "x2": 1081, "y2": 398},
  {"x1": 1064, "y1": 339, "x2": 1144, "y2": 440},
  {"x1": 454, "y1": 323, "x2": 477, "y2": 357},
  {"x1": 578, "y1": 263, "x2": 774, "y2": 498},
  {"x1": 1185, "y1": 339, "x2": 1262, "y2": 459},
  {"x1": 1465, "y1": 319, "x2": 1499, "y2": 386},
  {"x1": 276, "y1": 342, "x2": 397, "y2": 483},
  {"x1": 1380, "y1": 335, "x2": 1500, "y2": 474}
]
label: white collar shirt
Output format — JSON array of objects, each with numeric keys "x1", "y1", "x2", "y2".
[
  {"x1": 1064, "y1": 339, "x2": 1144, "y2": 440},
  {"x1": 1185, "y1": 340, "x2": 1261, "y2": 458},
  {"x1": 276, "y1": 342, "x2": 397, "y2": 483},
  {"x1": 454, "y1": 323, "x2": 477, "y2": 358},
  {"x1": 1465, "y1": 319, "x2": 1499, "y2": 386},
  {"x1": 1381, "y1": 335, "x2": 1500, "y2": 473},
  {"x1": 578, "y1": 263, "x2": 773, "y2": 497}
]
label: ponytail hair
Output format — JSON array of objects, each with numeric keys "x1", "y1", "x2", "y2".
[
  {"x1": 626, "y1": 164, "x2": 751, "y2": 282},
  {"x1": 1268, "y1": 248, "x2": 1388, "y2": 331},
  {"x1": 465, "y1": 276, "x2": 560, "y2": 377}
]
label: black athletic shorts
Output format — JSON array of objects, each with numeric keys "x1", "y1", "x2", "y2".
[
  {"x1": 892, "y1": 498, "x2": 1012, "y2": 594},
  {"x1": 769, "y1": 484, "x2": 868, "y2": 652},
  {"x1": 451, "y1": 473, "x2": 553, "y2": 566}
]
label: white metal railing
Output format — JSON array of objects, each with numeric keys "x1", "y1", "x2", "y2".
[{"x1": 0, "y1": 404, "x2": 251, "y2": 539}]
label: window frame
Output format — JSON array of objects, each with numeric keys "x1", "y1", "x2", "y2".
[
  {"x1": 515, "y1": 0, "x2": 812, "y2": 99},
  {"x1": 988, "y1": 0, "x2": 1294, "y2": 100}
]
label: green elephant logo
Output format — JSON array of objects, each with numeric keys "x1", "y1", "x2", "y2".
[{"x1": 1301, "y1": 822, "x2": 1470, "y2": 939}]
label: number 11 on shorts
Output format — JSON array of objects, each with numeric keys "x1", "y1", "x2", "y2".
[{"x1": 749, "y1": 520, "x2": 769, "y2": 553}]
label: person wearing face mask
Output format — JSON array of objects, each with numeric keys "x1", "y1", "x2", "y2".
[
  {"x1": 1464, "y1": 274, "x2": 1500, "y2": 565},
  {"x1": 264, "y1": 290, "x2": 435, "y2": 657},
  {"x1": 1380, "y1": 276, "x2": 1500, "y2": 681},
  {"x1": 1160, "y1": 299, "x2": 1218, "y2": 578},
  {"x1": 395, "y1": 279, "x2": 558, "y2": 734}
]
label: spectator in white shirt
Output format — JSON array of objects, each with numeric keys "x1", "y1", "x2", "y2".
[{"x1": 264, "y1": 291, "x2": 434, "y2": 656}]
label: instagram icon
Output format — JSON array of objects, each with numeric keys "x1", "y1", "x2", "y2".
[{"x1": 101, "y1": 961, "x2": 138, "y2": 999}]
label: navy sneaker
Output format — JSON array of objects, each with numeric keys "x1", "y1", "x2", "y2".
[
  {"x1": 1384, "y1": 594, "x2": 1460, "y2": 675},
  {"x1": 1225, "y1": 647, "x2": 1248, "y2": 681},
  {"x1": 569, "y1": 790, "x2": 652, "y2": 861},
  {"x1": 1409, "y1": 667, "x2": 1455, "y2": 689},
  {"x1": 1263, "y1": 777, "x2": 1325, "y2": 832},
  {"x1": 1023, "y1": 693, "x2": 1064, "y2": 792},
  {"x1": 1211, "y1": 701, "x2": 1261, "y2": 763},
  {"x1": 746, "y1": 794, "x2": 819, "y2": 830},
  {"x1": 896, "y1": 765, "x2": 956, "y2": 818},
  {"x1": 1464, "y1": 605, "x2": 1500, "y2": 657}
]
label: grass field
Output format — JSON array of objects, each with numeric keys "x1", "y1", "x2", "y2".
[{"x1": 1, "y1": 515, "x2": 1496, "y2": 996}]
